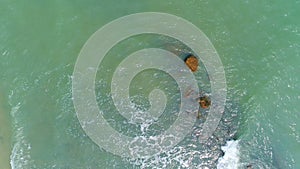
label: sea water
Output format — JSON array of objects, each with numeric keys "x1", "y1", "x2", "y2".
[{"x1": 0, "y1": 0, "x2": 300, "y2": 169}]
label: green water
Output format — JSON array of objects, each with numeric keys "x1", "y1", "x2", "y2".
[{"x1": 1, "y1": 0, "x2": 300, "y2": 168}]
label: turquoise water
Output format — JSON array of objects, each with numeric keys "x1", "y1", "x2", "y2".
[{"x1": 0, "y1": 0, "x2": 300, "y2": 168}]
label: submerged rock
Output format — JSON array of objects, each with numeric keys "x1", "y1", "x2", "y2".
[
  {"x1": 185, "y1": 55, "x2": 198, "y2": 72},
  {"x1": 199, "y1": 96, "x2": 211, "y2": 109}
]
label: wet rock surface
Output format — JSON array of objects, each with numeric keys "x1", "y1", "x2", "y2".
[{"x1": 185, "y1": 55, "x2": 199, "y2": 72}]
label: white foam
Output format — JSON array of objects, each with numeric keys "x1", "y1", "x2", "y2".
[
  {"x1": 217, "y1": 140, "x2": 240, "y2": 169},
  {"x1": 10, "y1": 103, "x2": 34, "y2": 169}
]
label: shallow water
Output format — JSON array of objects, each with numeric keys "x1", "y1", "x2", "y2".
[
  {"x1": 1, "y1": 0, "x2": 300, "y2": 169},
  {"x1": 0, "y1": 92, "x2": 11, "y2": 169}
]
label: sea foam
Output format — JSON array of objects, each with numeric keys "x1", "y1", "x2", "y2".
[{"x1": 217, "y1": 140, "x2": 240, "y2": 169}]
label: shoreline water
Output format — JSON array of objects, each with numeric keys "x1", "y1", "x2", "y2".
[{"x1": 0, "y1": 93, "x2": 12, "y2": 169}]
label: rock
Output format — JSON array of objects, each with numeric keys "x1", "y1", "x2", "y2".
[
  {"x1": 185, "y1": 55, "x2": 198, "y2": 72},
  {"x1": 199, "y1": 96, "x2": 211, "y2": 109},
  {"x1": 246, "y1": 164, "x2": 253, "y2": 169}
]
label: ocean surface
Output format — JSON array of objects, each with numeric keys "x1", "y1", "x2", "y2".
[{"x1": 0, "y1": 0, "x2": 299, "y2": 169}]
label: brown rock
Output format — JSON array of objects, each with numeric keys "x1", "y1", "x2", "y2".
[
  {"x1": 199, "y1": 96, "x2": 211, "y2": 109},
  {"x1": 185, "y1": 55, "x2": 198, "y2": 72}
]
